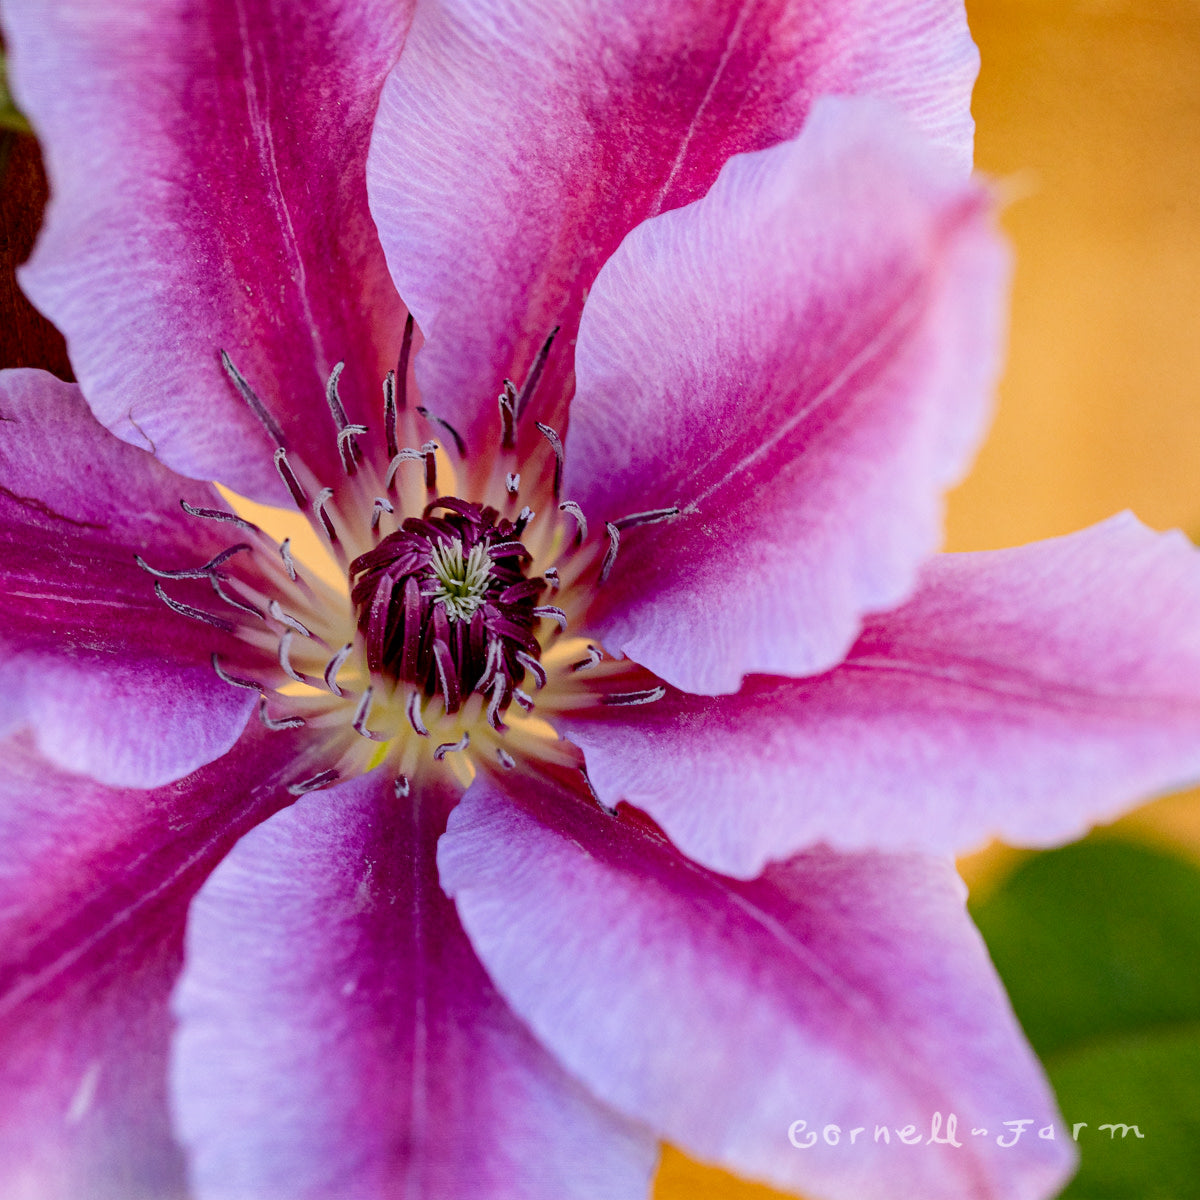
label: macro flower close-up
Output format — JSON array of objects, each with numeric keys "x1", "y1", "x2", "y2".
[{"x1": 3, "y1": 2, "x2": 1200, "y2": 1199}]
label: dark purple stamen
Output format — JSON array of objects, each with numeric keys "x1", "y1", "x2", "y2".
[
  {"x1": 274, "y1": 448, "x2": 308, "y2": 508},
  {"x1": 349, "y1": 499, "x2": 546, "y2": 718},
  {"x1": 210, "y1": 573, "x2": 263, "y2": 618},
  {"x1": 499, "y1": 380, "x2": 518, "y2": 450},
  {"x1": 599, "y1": 522, "x2": 621, "y2": 583},
  {"x1": 280, "y1": 538, "x2": 298, "y2": 581},
  {"x1": 337, "y1": 424, "x2": 368, "y2": 476},
  {"x1": 288, "y1": 769, "x2": 339, "y2": 796},
  {"x1": 313, "y1": 487, "x2": 338, "y2": 541},
  {"x1": 211, "y1": 653, "x2": 265, "y2": 692},
  {"x1": 221, "y1": 350, "x2": 286, "y2": 447},
  {"x1": 155, "y1": 582, "x2": 235, "y2": 631},
  {"x1": 268, "y1": 599, "x2": 311, "y2": 638},
  {"x1": 258, "y1": 695, "x2": 306, "y2": 730},
  {"x1": 353, "y1": 688, "x2": 384, "y2": 740},
  {"x1": 558, "y1": 500, "x2": 587, "y2": 544},
  {"x1": 324, "y1": 643, "x2": 353, "y2": 696},
  {"x1": 180, "y1": 500, "x2": 257, "y2": 531},
  {"x1": 603, "y1": 685, "x2": 667, "y2": 706},
  {"x1": 434, "y1": 733, "x2": 470, "y2": 761},
  {"x1": 416, "y1": 408, "x2": 466, "y2": 458},
  {"x1": 505, "y1": 472, "x2": 520, "y2": 495},
  {"x1": 613, "y1": 506, "x2": 680, "y2": 530},
  {"x1": 534, "y1": 421, "x2": 564, "y2": 498},
  {"x1": 514, "y1": 326, "x2": 560, "y2": 422}
]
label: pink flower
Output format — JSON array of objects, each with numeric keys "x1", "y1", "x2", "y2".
[{"x1": 3, "y1": 2, "x2": 1200, "y2": 1199}]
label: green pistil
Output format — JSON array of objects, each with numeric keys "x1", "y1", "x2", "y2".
[{"x1": 429, "y1": 539, "x2": 492, "y2": 621}]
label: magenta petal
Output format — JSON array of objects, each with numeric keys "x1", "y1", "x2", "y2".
[
  {"x1": 0, "y1": 369, "x2": 253, "y2": 786},
  {"x1": 564, "y1": 98, "x2": 1008, "y2": 693},
  {"x1": 0, "y1": 726, "x2": 303, "y2": 1200},
  {"x1": 171, "y1": 771, "x2": 658, "y2": 1200},
  {"x1": 564, "y1": 514, "x2": 1200, "y2": 876},
  {"x1": 440, "y1": 776, "x2": 1073, "y2": 1200},
  {"x1": 1, "y1": 0, "x2": 411, "y2": 499},
  {"x1": 367, "y1": 0, "x2": 977, "y2": 472}
]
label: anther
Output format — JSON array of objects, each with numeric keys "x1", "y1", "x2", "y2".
[
  {"x1": 558, "y1": 501, "x2": 587, "y2": 545},
  {"x1": 543, "y1": 566, "x2": 560, "y2": 590},
  {"x1": 288, "y1": 769, "x2": 339, "y2": 796},
  {"x1": 505, "y1": 472, "x2": 520, "y2": 495},
  {"x1": 515, "y1": 649, "x2": 546, "y2": 689},
  {"x1": 313, "y1": 487, "x2": 338, "y2": 542},
  {"x1": 513, "y1": 688, "x2": 534, "y2": 712},
  {"x1": 433, "y1": 732, "x2": 470, "y2": 761},
  {"x1": 385, "y1": 447, "x2": 424, "y2": 490},
  {"x1": 599, "y1": 522, "x2": 620, "y2": 584},
  {"x1": 155, "y1": 582, "x2": 235, "y2": 632},
  {"x1": 387, "y1": 314, "x2": 415, "y2": 456},
  {"x1": 180, "y1": 500, "x2": 257, "y2": 531},
  {"x1": 496, "y1": 747, "x2": 516, "y2": 770},
  {"x1": 406, "y1": 691, "x2": 429, "y2": 736},
  {"x1": 221, "y1": 350, "x2": 285, "y2": 446},
  {"x1": 514, "y1": 326, "x2": 560, "y2": 421},
  {"x1": 416, "y1": 408, "x2": 466, "y2": 458},
  {"x1": 432, "y1": 640, "x2": 462, "y2": 713},
  {"x1": 485, "y1": 675, "x2": 509, "y2": 731},
  {"x1": 325, "y1": 362, "x2": 351, "y2": 430},
  {"x1": 534, "y1": 421, "x2": 564, "y2": 498},
  {"x1": 613, "y1": 506, "x2": 680, "y2": 531},
  {"x1": 533, "y1": 605, "x2": 568, "y2": 631},
  {"x1": 211, "y1": 653, "x2": 264, "y2": 692},
  {"x1": 383, "y1": 370, "x2": 398, "y2": 460},
  {"x1": 394, "y1": 774, "x2": 411, "y2": 798},
  {"x1": 258, "y1": 695, "x2": 306, "y2": 730},
  {"x1": 274, "y1": 447, "x2": 308, "y2": 508},
  {"x1": 210, "y1": 573, "x2": 263, "y2": 618},
  {"x1": 513, "y1": 506, "x2": 534, "y2": 536},
  {"x1": 278, "y1": 630, "x2": 308, "y2": 684},
  {"x1": 323, "y1": 643, "x2": 353, "y2": 696},
  {"x1": 280, "y1": 538, "x2": 297, "y2": 581},
  {"x1": 134, "y1": 554, "x2": 209, "y2": 581},
  {"x1": 337, "y1": 423, "x2": 369, "y2": 476},
  {"x1": 371, "y1": 497, "x2": 394, "y2": 532},
  {"x1": 422, "y1": 441, "x2": 438, "y2": 493},
  {"x1": 268, "y1": 599, "x2": 312, "y2": 638},
  {"x1": 571, "y1": 645, "x2": 603, "y2": 671},
  {"x1": 498, "y1": 380, "x2": 517, "y2": 451},
  {"x1": 603, "y1": 686, "x2": 667, "y2": 706},
  {"x1": 353, "y1": 687, "x2": 385, "y2": 741}
]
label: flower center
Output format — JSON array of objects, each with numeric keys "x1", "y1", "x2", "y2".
[{"x1": 349, "y1": 500, "x2": 546, "y2": 713}]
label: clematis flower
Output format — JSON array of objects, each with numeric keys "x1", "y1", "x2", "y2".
[{"x1": 4, "y1": 2, "x2": 1200, "y2": 1199}]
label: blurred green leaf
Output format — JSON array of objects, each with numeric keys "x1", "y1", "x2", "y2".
[
  {"x1": 971, "y1": 839, "x2": 1200, "y2": 1198},
  {"x1": 1, "y1": 50, "x2": 32, "y2": 135}
]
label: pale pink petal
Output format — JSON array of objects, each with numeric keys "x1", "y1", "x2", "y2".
[
  {"x1": 367, "y1": 0, "x2": 977, "y2": 474},
  {"x1": 1, "y1": 0, "x2": 411, "y2": 500},
  {"x1": 564, "y1": 99, "x2": 1008, "y2": 693},
  {"x1": 564, "y1": 515, "x2": 1200, "y2": 876},
  {"x1": 0, "y1": 726, "x2": 306, "y2": 1200},
  {"x1": 0, "y1": 369, "x2": 253, "y2": 786},
  {"x1": 171, "y1": 770, "x2": 657, "y2": 1200},
  {"x1": 440, "y1": 774, "x2": 1072, "y2": 1200}
]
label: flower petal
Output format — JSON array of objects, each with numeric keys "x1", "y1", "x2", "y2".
[
  {"x1": 440, "y1": 774, "x2": 1073, "y2": 1200},
  {"x1": 1, "y1": 0, "x2": 411, "y2": 500},
  {"x1": 0, "y1": 725, "x2": 304, "y2": 1200},
  {"x1": 367, "y1": 0, "x2": 977, "y2": 475},
  {"x1": 0, "y1": 368, "x2": 254, "y2": 786},
  {"x1": 564, "y1": 98, "x2": 1008, "y2": 693},
  {"x1": 563, "y1": 515, "x2": 1200, "y2": 876},
  {"x1": 171, "y1": 770, "x2": 658, "y2": 1200}
]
